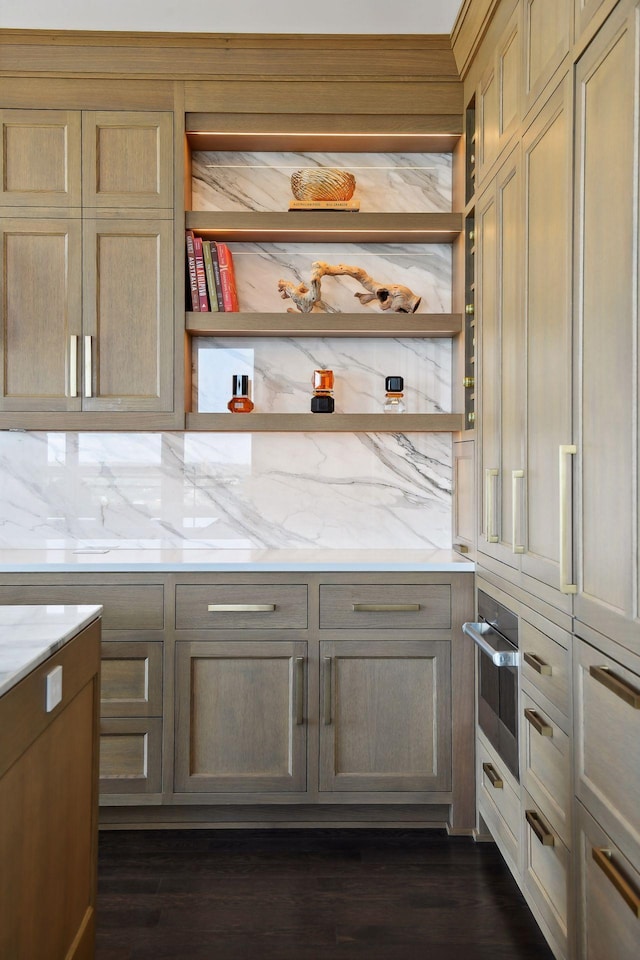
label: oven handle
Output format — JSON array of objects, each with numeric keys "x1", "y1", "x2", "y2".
[{"x1": 463, "y1": 621, "x2": 519, "y2": 667}]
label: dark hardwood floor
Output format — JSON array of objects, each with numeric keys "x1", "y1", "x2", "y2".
[{"x1": 96, "y1": 828, "x2": 555, "y2": 960}]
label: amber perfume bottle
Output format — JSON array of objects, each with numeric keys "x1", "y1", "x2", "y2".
[
  {"x1": 227, "y1": 374, "x2": 254, "y2": 413},
  {"x1": 311, "y1": 369, "x2": 335, "y2": 413},
  {"x1": 383, "y1": 375, "x2": 405, "y2": 413}
]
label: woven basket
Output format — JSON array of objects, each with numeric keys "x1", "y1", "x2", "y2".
[{"x1": 290, "y1": 168, "x2": 356, "y2": 202}]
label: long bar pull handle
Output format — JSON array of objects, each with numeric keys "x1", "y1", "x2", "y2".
[
  {"x1": 207, "y1": 603, "x2": 276, "y2": 613},
  {"x1": 323, "y1": 657, "x2": 332, "y2": 725},
  {"x1": 69, "y1": 335, "x2": 78, "y2": 398},
  {"x1": 295, "y1": 657, "x2": 304, "y2": 726},
  {"x1": 524, "y1": 707, "x2": 553, "y2": 737},
  {"x1": 589, "y1": 665, "x2": 640, "y2": 709},
  {"x1": 558, "y1": 444, "x2": 577, "y2": 593},
  {"x1": 525, "y1": 809, "x2": 555, "y2": 846},
  {"x1": 83, "y1": 335, "x2": 92, "y2": 398},
  {"x1": 482, "y1": 762, "x2": 503, "y2": 789},
  {"x1": 512, "y1": 470, "x2": 525, "y2": 553},
  {"x1": 592, "y1": 847, "x2": 640, "y2": 917},
  {"x1": 485, "y1": 468, "x2": 499, "y2": 543},
  {"x1": 523, "y1": 651, "x2": 552, "y2": 676},
  {"x1": 352, "y1": 603, "x2": 420, "y2": 612}
]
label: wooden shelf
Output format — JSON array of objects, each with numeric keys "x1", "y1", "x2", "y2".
[
  {"x1": 185, "y1": 413, "x2": 464, "y2": 432},
  {"x1": 186, "y1": 211, "x2": 462, "y2": 243},
  {"x1": 186, "y1": 313, "x2": 463, "y2": 338}
]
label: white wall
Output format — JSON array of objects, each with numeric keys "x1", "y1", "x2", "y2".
[{"x1": 0, "y1": 0, "x2": 461, "y2": 35}]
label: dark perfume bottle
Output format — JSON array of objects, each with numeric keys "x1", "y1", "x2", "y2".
[
  {"x1": 311, "y1": 369, "x2": 335, "y2": 413},
  {"x1": 227, "y1": 374, "x2": 254, "y2": 413},
  {"x1": 383, "y1": 375, "x2": 405, "y2": 413}
]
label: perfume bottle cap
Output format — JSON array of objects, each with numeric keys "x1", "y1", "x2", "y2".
[
  {"x1": 385, "y1": 376, "x2": 404, "y2": 392},
  {"x1": 311, "y1": 394, "x2": 335, "y2": 413},
  {"x1": 232, "y1": 374, "x2": 250, "y2": 396}
]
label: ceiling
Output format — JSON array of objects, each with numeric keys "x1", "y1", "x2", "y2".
[{"x1": 0, "y1": 0, "x2": 463, "y2": 35}]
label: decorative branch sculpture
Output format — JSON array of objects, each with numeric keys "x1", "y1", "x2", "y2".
[{"x1": 277, "y1": 261, "x2": 421, "y2": 314}]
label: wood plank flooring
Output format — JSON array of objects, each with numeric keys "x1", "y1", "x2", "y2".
[{"x1": 96, "y1": 828, "x2": 555, "y2": 960}]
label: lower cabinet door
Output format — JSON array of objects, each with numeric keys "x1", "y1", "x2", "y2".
[
  {"x1": 319, "y1": 639, "x2": 451, "y2": 793},
  {"x1": 523, "y1": 790, "x2": 570, "y2": 958},
  {"x1": 576, "y1": 802, "x2": 640, "y2": 960},
  {"x1": 174, "y1": 640, "x2": 307, "y2": 793},
  {"x1": 99, "y1": 717, "x2": 163, "y2": 797}
]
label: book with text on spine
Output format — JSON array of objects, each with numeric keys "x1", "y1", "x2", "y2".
[
  {"x1": 214, "y1": 241, "x2": 239, "y2": 312},
  {"x1": 192, "y1": 235, "x2": 210, "y2": 312},
  {"x1": 209, "y1": 240, "x2": 225, "y2": 312},
  {"x1": 201, "y1": 240, "x2": 220, "y2": 313},
  {"x1": 185, "y1": 229, "x2": 200, "y2": 311}
]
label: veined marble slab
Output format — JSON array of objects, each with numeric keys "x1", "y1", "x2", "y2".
[
  {"x1": 191, "y1": 151, "x2": 452, "y2": 213},
  {"x1": 0, "y1": 604, "x2": 102, "y2": 698}
]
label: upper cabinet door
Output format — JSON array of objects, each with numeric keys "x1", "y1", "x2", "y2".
[
  {"x1": 476, "y1": 6, "x2": 521, "y2": 187},
  {"x1": 82, "y1": 111, "x2": 173, "y2": 210},
  {"x1": 523, "y1": 0, "x2": 571, "y2": 115},
  {"x1": 0, "y1": 110, "x2": 82, "y2": 211},
  {"x1": 575, "y1": 0, "x2": 623, "y2": 50}
]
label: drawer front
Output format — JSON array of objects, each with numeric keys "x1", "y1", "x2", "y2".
[
  {"x1": 523, "y1": 790, "x2": 569, "y2": 954},
  {"x1": 175, "y1": 584, "x2": 307, "y2": 630},
  {"x1": 100, "y1": 641, "x2": 162, "y2": 718},
  {"x1": 576, "y1": 802, "x2": 640, "y2": 960},
  {"x1": 319, "y1": 584, "x2": 451, "y2": 630},
  {"x1": 477, "y1": 733, "x2": 521, "y2": 873},
  {"x1": 520, "y1": 618, "x2": 570, "y2": 716},
  {"x1": 99, "y1": 717, "x2": 162, "y2": 795},
  {"x1": 521, "y1": 690, "x2": 571, "y2": 847},
  {"x1": 0, "y1": 584, "x2": 164, "y2": 631},
  {"x1": 574, "y1": 638, "x2": 640, "y2": 864}
]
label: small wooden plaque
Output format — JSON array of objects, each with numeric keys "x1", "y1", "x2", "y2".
[{"x1": 288, "y1": 199, "x2": 361, "y2": 211}]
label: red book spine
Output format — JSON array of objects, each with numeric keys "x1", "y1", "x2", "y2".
[
  {"x1": 185, "y1": 229, "x2": 200, "y2": 311},
  {"x1": 215, "y1": 241, "x2": 239, "y2": 312},
  {"x1": 192, "y1": 235, "x2": 210, "y2": 311}
]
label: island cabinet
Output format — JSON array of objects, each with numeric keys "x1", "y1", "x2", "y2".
[{"x1": 0, "y1": 615, "x2": 101, "y2": 960}]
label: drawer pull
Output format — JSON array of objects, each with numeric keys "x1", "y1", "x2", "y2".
[
  {"x1": 323, "y1": 657, "x2": 332, "y2": 725},
  {"x1": 207, "y1": 603, "x2": 276, "y2": 613},
  {"x1": 524, "y1": 707, "x2": 553, "y2": 737},
  {"x1": 592, "y1": 847, "x2": 640, "y2": 918},
  {"x1": 523, "y1": 651, "x2": 552, "y2": 676},
  {"x1": 295, "y1": 657, "x2": 304, "y2": 726},
  {"x1": 482, "y1": 761, "x2": 503, "y2": 789},
  {"x1": 525, "y1": 809, "x2": 555, "y2": 846},
  {"x1": 352, "y1": 603, "x2": 420, "y2": 612},
  {"x1": 589, "y1": 665, "x2": 640, "y2": 709}
]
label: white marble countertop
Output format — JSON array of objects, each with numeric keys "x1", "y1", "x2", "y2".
[
  {"x1": 0, "y1": 604, "x2": 103, "y2": 698},
  {"x1": 0, "y1": 548, "x2": 474, "y2": 573}
]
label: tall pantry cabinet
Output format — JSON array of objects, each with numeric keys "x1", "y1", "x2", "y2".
[{"x1": 0, "y1": 109, "x2": 176, "y2": 428}]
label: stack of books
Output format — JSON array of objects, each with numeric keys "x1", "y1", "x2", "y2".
[{"x1": 185, "y1": 229, "x2": 239, "y2": 312}]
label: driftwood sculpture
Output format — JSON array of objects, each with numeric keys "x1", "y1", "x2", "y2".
[{"x1": 277, "y1": 261, "x2": 421, "y2": 315}]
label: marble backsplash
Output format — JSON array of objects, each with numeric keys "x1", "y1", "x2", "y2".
[{"x1": 0, "y1": 430, "x2": 453, "y2": 551}]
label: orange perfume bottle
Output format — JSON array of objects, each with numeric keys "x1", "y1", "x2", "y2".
[
  {"x1": 227, "y1": 374, "x2": 254, "y2": 413},
  {"x1": 311, "y1": 369, "x2": 335, "y2": 413}
]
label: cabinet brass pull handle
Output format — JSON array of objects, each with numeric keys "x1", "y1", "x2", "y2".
[
  {"x1": 352, "y1": 603, "x2": 420, "y2": 612},
  {"x1": 524, "y1": 707, "x2": 553, "y2": 737},
  {"x1": 295, "y1": 657, "x2": 304, "y2": 726},
  {"x1": 592, "y1": 847, "x2": 640, "y2": 917},
  {"x1": 69, "y1": 335, "x2": 78, "y2": 398},
  {"x1": 589, "y1": 665, "x2": 640, "y2": 709},
  {"x1": 558, "y1": 444, "x2": 577, "y2": 593},
  {"x1": 207, "y1": 603, "x2": 276, "y2": 613},
  {"x1": 485, "y1": 467, "x2": 499, "y2": 543},
  {"x1": 323, "y1": 657, "x2": 332, "y2": 725},
  {"x1": 482, "y1": 761, "x2": 503, "y2": 789},
  {"x1": 525, "y1": 809, "x2": 555, "y2": 846},
  {"x1": 512, "y1": 469, "x2": 525, "y2": 554},
  {"x1": 523, "y1": 651, "x2": 552, "y2": 676},
  {"x1": 84, "y1": 335, "x2": 92, "y2": 398}
]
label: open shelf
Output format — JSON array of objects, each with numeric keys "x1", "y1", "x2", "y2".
[
  {"x1": 185, "y1": 413, "x2": 464, "y2": 433},
  {"x1": 186, "y1": 313, "x2": 463, "y2": 338}
]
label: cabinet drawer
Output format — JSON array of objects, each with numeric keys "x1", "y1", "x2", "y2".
[
  {"x1": 521, "y1": 691, "x2": 571, "y2": 847},
  {"x1": 477, "y1": 733, "x2": 521, "y2": 874},
  {"x1": 175, "y1": 584, "x2": 307, "y2": 630},
  {"x1": 99, "y1": 717, "x2": 162, "y2": 796},
  {"x1": 319, "y1": 584, "x2": 450, "y2": 630},
  {"x1": 520, "y1": 619, "x2": 570, "y2": 716},
  {"x1": 523, "y1": 790, "x2": 569, "y2": 955},
  {"x1": 100, "y1": 641, "x2": 162, "y2": 718},
  {"x1": 576, "y1": 802, "x2": 640, "y2": 960},
  {"x1": 574, "y1": 639, "x2": 640, "y2": 864},
  {"x1": 0, "y1": 584, "x2": 164, "y2": 631}
]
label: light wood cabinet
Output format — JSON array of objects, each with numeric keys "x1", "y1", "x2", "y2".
[
  {"x1": 476, "y1": 730, "x2": 521, "y2": 877},
  {"x1": 523, "y1": 0, "x2": 571, "y2": 114},
  {"x1": 0, "y1": 109, "x2": 82, "y2": 210},
  {"x1": 475, "y1": 3, "x2": 521, "y2": 187},
  {"x1": 522, "y1": 789, "x2": 571, "y2": 959},
  {"x1": 319, "y1": 639, "x2": 451, "y2": 793},
  {"x1": 0, "y1": 618, "x2": 101, "y2": 960}
]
